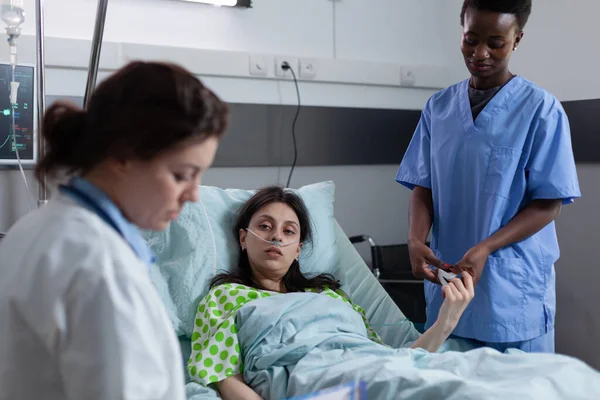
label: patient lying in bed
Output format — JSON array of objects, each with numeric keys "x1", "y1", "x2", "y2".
[{"x1": 188, "y1": 186, "x2": 600, "y2": 400}]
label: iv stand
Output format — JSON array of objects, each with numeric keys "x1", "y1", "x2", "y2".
[
  {"x1": 84, "y1": 0, "x2": 108, "y2": 109},
  {"x1": 34, "y1": 0, "x2": 46, "y2": 207},
  {"x1": 34, "y1": 0, "x2": 109, "y2": 207}
]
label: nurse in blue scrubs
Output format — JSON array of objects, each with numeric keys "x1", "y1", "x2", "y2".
[{"x1": 396, "y1": 0, "x2": 581, "y2": 353}]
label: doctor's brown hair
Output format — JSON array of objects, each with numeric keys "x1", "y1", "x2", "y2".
[{"x1": 35, "y1": 61, "x2": 229, "y2": 181}]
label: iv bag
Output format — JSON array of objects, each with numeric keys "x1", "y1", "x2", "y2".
[{"x1": 0, "y1": 0, "x2": 25, "y2": 36}]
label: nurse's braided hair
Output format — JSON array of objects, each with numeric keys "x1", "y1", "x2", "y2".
[
  {"x1": 210, "y1": 186, "x2": 342, "y2": 293},
  {"x1": 36, "y1": 61, "x2": 229, "y2": 181},
  {"x1": 460, "y1": 0, "x2": 533, "y2": 31}
]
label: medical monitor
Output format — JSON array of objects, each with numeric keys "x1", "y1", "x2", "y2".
[{"x1": 0, "y1": 62, "x2": 35, "y2": 167}]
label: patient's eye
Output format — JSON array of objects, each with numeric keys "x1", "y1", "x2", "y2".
[
  {"x1": 284, "y1": 229, "x2": 296, "y2": 236},
  {"x1": 258, "y1": 223, "x2": 271, "y2": 230}
]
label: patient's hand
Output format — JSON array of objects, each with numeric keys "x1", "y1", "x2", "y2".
[
  {"x1": 438, "y1": 273, "x2": 475, "y2": 331},
  {"x1": 410, "y1": 273, "x2": 475, "y2": 352},
  {"x1": 409, "y1": 274, "x2": 474, "y2": 353},
  {"x1": 215, "y1": 375, "x2": 262, "y2": 400}
]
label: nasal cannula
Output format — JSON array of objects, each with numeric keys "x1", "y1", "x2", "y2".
[{"x1": 245, "y1": 228, "x2": 300, "y2": 248}]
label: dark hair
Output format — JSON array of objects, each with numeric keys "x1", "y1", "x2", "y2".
[
  {"x1": 210, "y1": 186, "x2": 341, "y2": 293},
  {"x1": 36, "y1": 61, "x2": 229, "y2": 181},
  {"x1": 460, "y1": 0, "x2": 532, "y2": 31}
]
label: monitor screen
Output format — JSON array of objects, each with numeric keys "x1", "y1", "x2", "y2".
[{"x1": 0, "y1": 63, "x2": 35, "y2": 166}]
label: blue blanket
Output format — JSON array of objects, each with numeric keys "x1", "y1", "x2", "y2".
[{"x1": 236, "y1": 293, "x2": 600, "y2": 399}]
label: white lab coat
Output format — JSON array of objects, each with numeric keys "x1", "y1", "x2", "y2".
[{"x1": 0, "y1": 193, "x2": 186, "y2": 400}]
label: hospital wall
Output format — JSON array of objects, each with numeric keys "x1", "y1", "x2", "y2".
[
  {"x1": 0, "y1": 0, "x2": 599, "y2": 370},
  {"x1": 0, "y1": 0, "x2": 453, "y2": 241}
]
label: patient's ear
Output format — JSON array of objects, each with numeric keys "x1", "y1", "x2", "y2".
[
  {"x1": 239, "y1": 229, "x2": 247, "y2": 249},
  {"x1": 296, "y1": 242, "x2": 302, "y2": 257}
]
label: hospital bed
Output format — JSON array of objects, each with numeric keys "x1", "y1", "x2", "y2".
[
  {"x1": 144, "y1": 181, "x2": 425, "y2": 398},
  {"x1": 349, "y1": 235, "x2": 427, "y2": 332},
  {"x1": 181, "y1": 225, "x2": 422, "y2": 398},
  {"x1": 143, "y1": 181, "x2": 478, "y2": 399}
]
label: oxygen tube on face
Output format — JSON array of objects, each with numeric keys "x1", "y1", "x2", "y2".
[{"x1": 245, "y1": 228, "x2": 300, "y2": 248}]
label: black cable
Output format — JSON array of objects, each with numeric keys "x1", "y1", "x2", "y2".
[{"x1": 281, "y1": 62, "x2": 301, "y2": 188}]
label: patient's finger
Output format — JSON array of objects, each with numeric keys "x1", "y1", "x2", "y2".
[
  {"x1": 461, "y1": 271, "x2": 474, "y2": 294},
  {"x1": 446, "y1": 282, "x2": 461, "y2": 300},
  {"x1": 442, "y1": 284, "x2": 454, "y2": 300},
  {"x1": 450, "y1": 278, "x2": 471, "y2": 301},
  {"x1": 450, "y1": 277, "x2": 466, "y2": 291}
]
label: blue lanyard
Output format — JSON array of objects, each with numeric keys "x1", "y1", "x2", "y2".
[
  {"x1": 59, "y1": 184, "x2": 125, "y2": 242},
  {"x1": 59, "y1": 181, "x2": 156, "y2": 268}
]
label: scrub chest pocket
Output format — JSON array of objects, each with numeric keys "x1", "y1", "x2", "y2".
[{"x1": 484, "y1": 146, "x2": 523, "y2": 199}]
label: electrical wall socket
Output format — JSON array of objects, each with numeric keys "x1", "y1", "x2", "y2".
[
  {"x1": 400, "y1": 67, "x2": 416, "y2": 86},
  {"x1": 275, "y1": 57, "x2": 299, "y2": 78},
  {"x1": 249, "y1": 55, "x2": 268, "y2": 77},
  {"x1": 299, "y1": 59, "x2": 317, "y2": 79}
]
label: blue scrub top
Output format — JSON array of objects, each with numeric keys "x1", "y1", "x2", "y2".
[
  {"x1": 396, "y1": 76, "x2": 581, "y2": 343},
  {"x1": 60, "y1": 177, "x2": 156, "y2": 267}
]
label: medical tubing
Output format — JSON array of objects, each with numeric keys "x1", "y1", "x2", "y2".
[
  {"x1": 281, "y1": 62, "x2": 301, "y2": 188},
  {"x1": 245, "y1": 228, "x2": 300, "y2": 248},
  {"x1": 8, "y1": 37, "x2": 33, "y2": 211}
]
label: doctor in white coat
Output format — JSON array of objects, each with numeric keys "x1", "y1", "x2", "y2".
[{"x1": 0, "y1": 61, "x2": 229, "y2": 400}]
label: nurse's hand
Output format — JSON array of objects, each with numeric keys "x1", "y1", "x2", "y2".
[
  {"x1": 438, "y1": 273, "x2": 475, "y2": 330},
  {"x1": 455, "y1": 244, "x2": 490, "y2": 286},
  {"x1": 408, "y1": 240, "x2": 444, "y2": 283}
]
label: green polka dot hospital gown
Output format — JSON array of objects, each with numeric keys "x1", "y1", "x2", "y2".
[{"x1": 188, "y1": 284, "x2": 383, "y2": 386}]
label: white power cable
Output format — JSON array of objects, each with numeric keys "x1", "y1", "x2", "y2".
[{"x1": 275, "y1": 80, "x2": 284, "y2": 185}]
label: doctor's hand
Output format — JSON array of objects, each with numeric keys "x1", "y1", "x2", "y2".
[
  {"x1": 408, "y1": 240, "x2": 444, "y2": 284},
  {"x1": 455, "y1": 244, "x2": 490, "y2": 286},
  {"x1": 438, "y1": 273, "x2": 475, "y2": 331}
]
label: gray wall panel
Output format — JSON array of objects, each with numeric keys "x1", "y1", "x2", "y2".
[
  {"x1": 44, "y1": 96, "x2": 599, "y2": 166},
  {"x1": 562, "y1": 99, "x2": 600, "y2": 163}
]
